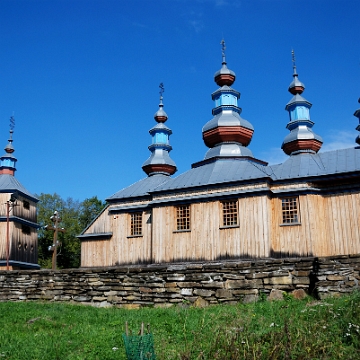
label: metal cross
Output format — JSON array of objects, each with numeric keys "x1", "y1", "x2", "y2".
[
  {"x1": 159, "y1": 83, "x2": 164, "y2": 97},
  {"x1": 45, "y1": 211, "x2": 66, "y2": 270}
]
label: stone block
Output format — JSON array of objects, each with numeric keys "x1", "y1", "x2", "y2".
[
  {"x1": 139, "y1": 287, "x2": 152, "y2": 293},
  {"x1": 263, "y1": 276, "x2": 292, "y2": 285},
  {"x1": 201, "y1": 281, "x2": 224, "y2": 289},
  {"x1": 193, "y1": 289, "x2": 214, "y2": 297},
  {"x1": 177, "y1": 282, "x2": 199, "y2": 288},
  {"x1": 268, "y1": 289, "x2": 284, "y2": 301},
  {"x1": 167, "y1": 274, "x2": 186, "y2": 281},
  {"x1": 293, "y1": 277, "x2": 310, "y2": 285},
  {"x1": 243, "y1": 294, "x2": 258, "y2": 303},
  {"x1": 215, "y1": 289, "x2": 233, "y2": 299},
  {"x1": 291, "y1": 289, "x2": 307, "y2": 300},
  {"x1": 193, "y1": 297, "x2": 209, "y2": 308},
  {"x1": 327, "y1": 275, "x2": 346, "y2": 281},
  {"x1": 180, "y1": 288, "x2": 193, "y2": 296},
  {"x1": 93, "y1": 296, "x2": 107, "y2": 301}
]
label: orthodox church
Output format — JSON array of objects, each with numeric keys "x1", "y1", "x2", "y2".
[
  {"x1": 0, "y1": 122, "x2": 39, "y2": 270},
  {"x1": 79, "y1": 44, "x2": 360, "y2": 267}
]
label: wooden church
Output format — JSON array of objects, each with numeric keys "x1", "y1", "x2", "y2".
[
  {"x1": 0, "y1": 121, "x2": 39, "y2": 270},
  {"x1": 79, "y1": 45, "x2": 360, "y2": 267}
]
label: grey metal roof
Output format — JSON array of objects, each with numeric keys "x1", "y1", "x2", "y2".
[
  {"x1": 204, "y1": 143, "x2": 254, "y2": 160},
  {"x1": 270, "y1": 148, "x2": 360, "y2": 180},
  {"x1": 106, "y1": 148, "x2": 360, "y2": 202},
  {"x1": 202, "y1": 110, "x2": 253, "y2": 132},
  {"x1": 154, "y1": 158, "x2": 271, "y2": 192},
  {"x1": 106, "y1": 174, "x2": 171, "y2": 201},
  {"x1": 0, "y1": 174, "x2": 38, "y2": 201}
]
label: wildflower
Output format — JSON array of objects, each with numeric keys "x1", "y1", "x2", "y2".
[
  {"x1": 112, "y1": 347, "x2": 118, "y2": 351},
  {"x1": 270, "y1": 323, "x2": 275, "y2": 327},
  {"x1": 323, "y1": 326, "x2": 326, "y2": 329}
]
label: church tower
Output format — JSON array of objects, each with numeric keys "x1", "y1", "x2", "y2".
[
  {"x1": 142, "y1": 84, "x2": 177, "y2": 176},
  {"x1": 282, "y1": 51, "x2": 323, "y2": 155},
  {"x1": 0, "y1": 117, "x2": 39, "y2": 270}
]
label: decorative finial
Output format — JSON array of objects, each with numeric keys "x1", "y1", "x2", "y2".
[
  {"x1": 159, "y1": 83, "x2": 164, "y2": 98},
  {"x1": 221, "y1": 39, "x2": 226, "y2": 63},
  {"x1": 291, "y1": 49, "x2": 297, "y2": 75},
  {"x1": 10, "y1": 114, "x2": 15, "y2": 131}
]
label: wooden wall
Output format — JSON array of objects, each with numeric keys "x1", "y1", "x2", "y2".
[
  {"x1": 0, "y1": 193, "x2": 38, "y2": 264},
  {"x1": 81, "y1": 208, "x2": 152, "y2": 267},
  {"x1": 271, "y1": 192, "x2": 360, "y2": 257},
  {"x1": 152, "y1": 196, "x2": 271, "y2": 263},
  {"x1": 81, "y1": 190, "x2": 360, "y2": 267}
]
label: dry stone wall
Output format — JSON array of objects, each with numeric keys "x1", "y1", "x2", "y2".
[{"x1": 0, "y1": 254, "x2": 359, "y2": 308}]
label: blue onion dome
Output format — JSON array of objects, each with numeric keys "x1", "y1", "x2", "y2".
[
  {"x1": 282, "y1": 51, "x2": 323, "y2": 155},
  {"x1": 142, "y1": 84, "x2": 177, "y2": 176},
  {"x1": 288, "y1": 50, "x2": 305, "y2": 95},
  {"x1": 154, "y1": 95, "x2": 168, "y2": 123}
]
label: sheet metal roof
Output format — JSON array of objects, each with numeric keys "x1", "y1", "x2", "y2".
[
  {"x1": 154, "y1": 158, "x2": 271, "y2": 192},
  {"x1": 0, "y1": 174, "x2": 38, "y2": 201},
  {"x1": 270, "y1": 148, "x2": 360, "y2": 180},
  {"x1": 106, "y1": 174, "x2": 171, "y2": 201},
  {"x1": 107, "y1": 147, "x2": 360, "y2": 202}
]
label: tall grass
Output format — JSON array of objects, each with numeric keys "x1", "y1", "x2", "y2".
[{"x1": 0, "y1": 292, "x2": 359, "y2": 359}]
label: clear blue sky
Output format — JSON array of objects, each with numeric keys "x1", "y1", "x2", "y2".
[{"x1": 0, "y1": 0, "x2": 359, "y2": 202}]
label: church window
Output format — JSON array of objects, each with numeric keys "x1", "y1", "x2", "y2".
[
  {"x1": 23, "y1": 200, "x2": 30, "y2": 210},
  {"x1": 281, "y1": 197, "x2": 300, "y2": 224},
  {"x1": 176, "y1": 205, "x2": 190, "y2": 231},
  {"x1": 130, "y1": 212, "x2": 142, "y2": 236},
  {"x1": 22, "y1": 225, "x2": 31, "y2": 235},
  {"x1": 222, "y1": 200, "x2": 238, "y2": 227}
]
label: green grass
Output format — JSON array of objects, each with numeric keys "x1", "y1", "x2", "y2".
[{"x1": 0, "y1": 292, "x2": 359, "y2": 359}]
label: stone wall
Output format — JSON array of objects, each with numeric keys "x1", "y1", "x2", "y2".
[{"x1": 0, "y1": 254, "x2": 359, "y2": 308}]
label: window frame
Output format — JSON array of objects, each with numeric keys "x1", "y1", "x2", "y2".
[
  {"x1": 220, "y1": 199, "x2": 239, "y2": 229},
  {"x1": 129, "y1": 212, "x2": 143, "y2": 237},
  {"x1": 280, "y1": 196, "x2": 301, "y2": 225},
  {"x1": 174, "y1": 204, "x2": 191, "y2": 232}
]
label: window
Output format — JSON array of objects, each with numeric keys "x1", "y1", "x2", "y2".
[
  {"x1": 176, "y1": 205, "x2": 190, "y2": 231},
  {"x1": 281, "y1": 197, "x2": 300, "y2": 224},
  {"x1": 22, "y1": 225, "x2": 31, "y2": 235},
  {"x1": 23, "y1": 200, "x2": 30, "y2": 210},
  {"x1": 130, "y1": 212, "x2": 142, "y2": 236},
  {"x1": 222, "y1": 200, "x2": 238, "y2": 227}
]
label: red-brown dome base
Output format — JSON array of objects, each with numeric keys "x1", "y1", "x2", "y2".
[
  {"x1": 215, "y1": 74, "x2": 235, "y2": 87},
  {"x1": 282, "y1": 139, "x2": 322, "y2": 155},
  {"x1": 203, "y1": 126, "x2": 254, "y2": 148},
  {"x1": 142, "y1": 164, "x2": 176, "y2": 176}
]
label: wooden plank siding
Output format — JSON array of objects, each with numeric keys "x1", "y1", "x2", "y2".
[
  {"x1": 81, "y1": 190, "x2": 360, "y2": 267},
  {"x1": 0, "y1": 193, "x2": 38, "y2": 264}
]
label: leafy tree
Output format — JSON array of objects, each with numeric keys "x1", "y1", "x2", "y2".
[
  {"x1": 79, "y1": 196, "x2": 106, "y2": 231},
  {"x1": 36, "y1": 193, "x2": 105, "y2": 269}
]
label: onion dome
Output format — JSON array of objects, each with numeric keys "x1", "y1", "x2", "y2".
[
  {"x1": 202, "y1": 40, "x2": 254, "y2": 160},
  {"x1": 0, "y1": 118, "x2": 17, "y2": 176},
  {"x1": 282, "y1": 51, "x2": 323, "y2": 156},
  {"x1": 142, "y1": 84, "x2": 177, "y2": 176},
  {"x1": 353, "y1": 98, "x2": 360, "y2": 146}
]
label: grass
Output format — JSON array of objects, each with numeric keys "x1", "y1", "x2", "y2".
[{"x1": 0, "y1": 292, "x2": 359, "y2": 359}]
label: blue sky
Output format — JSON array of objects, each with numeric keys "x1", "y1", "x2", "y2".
[{"x1": 0, "y1": 0, "x2": 359, "y2": 202}]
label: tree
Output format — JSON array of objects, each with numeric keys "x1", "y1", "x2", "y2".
[
  {"x1": 36, "y1": 193, "x2": 105, "y2": 269},
  {"x1": 79, "y1": 196, "x2": 106, "y2": 231}
]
